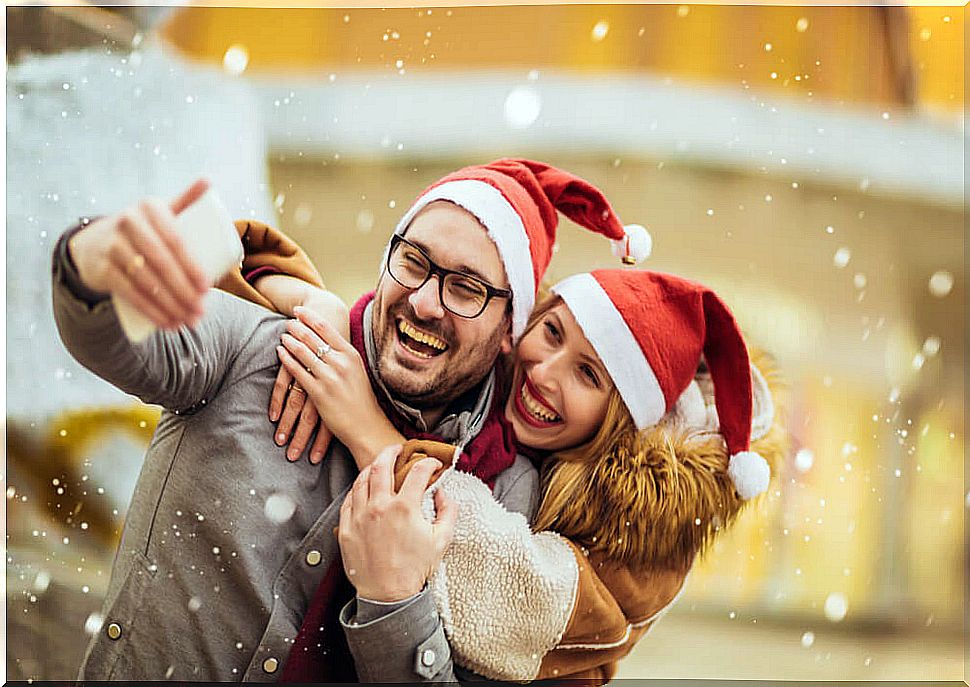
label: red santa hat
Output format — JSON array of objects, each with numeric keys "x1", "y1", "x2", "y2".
[
  {"x1": 552, "y1": 269, "x2": 771, "y2": 500},
  {"x1": 393, "y1": 158, "x2": 651, "y2": 339}
]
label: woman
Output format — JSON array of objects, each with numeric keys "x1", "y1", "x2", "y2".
[{"x1": 222, "y1": 227, "x2": 785, "y2": 682}]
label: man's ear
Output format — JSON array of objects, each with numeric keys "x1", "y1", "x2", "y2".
[{"x1": 500, "y1": 316, "x2": 514, "y2": 355}]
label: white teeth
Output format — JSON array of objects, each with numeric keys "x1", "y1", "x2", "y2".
[
  {"x1": 520, "y1": 383, "x2": 560, "y2": 423},
  {"x1": 398, "y1": 320, "x2": 447, "y2": 351}
]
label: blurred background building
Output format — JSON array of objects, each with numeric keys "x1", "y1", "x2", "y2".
[{"x1": 6, "y1": 2, "x2": 964, "y2": 681}]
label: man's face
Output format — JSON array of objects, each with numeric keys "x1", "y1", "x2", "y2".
[{"x1": 372, "y1": 201, "x2": 513, "y2": 410}]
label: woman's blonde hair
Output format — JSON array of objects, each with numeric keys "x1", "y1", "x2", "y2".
[
  {"x1": 515, "y1": 293, "x2": 638, "y2": 534},
  {"x1": 519, "y1": 291, "x2": 787, "y2": 573}
]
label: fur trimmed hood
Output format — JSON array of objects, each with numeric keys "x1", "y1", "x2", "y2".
[{"x1": 550, "y1": 348, "x2": 789, "y2": 572}]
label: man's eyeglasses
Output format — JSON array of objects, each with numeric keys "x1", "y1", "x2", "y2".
[{"x1": 385, "y1": 234, "x2": 512, "y2": 319}]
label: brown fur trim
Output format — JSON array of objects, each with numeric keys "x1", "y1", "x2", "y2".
[{"x1": 557, "y1": 348, "x2": 789, "y2": 571}]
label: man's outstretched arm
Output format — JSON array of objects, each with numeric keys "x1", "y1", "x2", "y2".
[{"x1": 52, "y1": 181, "x2": 267, "y2": 411}]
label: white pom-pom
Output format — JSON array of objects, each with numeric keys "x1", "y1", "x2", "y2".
[
  {"x1": 611, "y1": 224, "x2": 652, "y2": 264},
  {"x1": 727, "y1": 451, "x2": 770, "y2": 500}
]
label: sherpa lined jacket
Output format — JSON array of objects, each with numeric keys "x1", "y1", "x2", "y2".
[{"x1": 389, "y1": 441, "x2": 688, "y2": 684}]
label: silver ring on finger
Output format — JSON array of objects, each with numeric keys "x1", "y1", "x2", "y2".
[{"x1": 315, "y1": 342, "x2": 332, "y2": 359}]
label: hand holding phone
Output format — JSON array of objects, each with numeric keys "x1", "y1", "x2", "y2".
[{"x1": 68, "y1": 179, "x2": 244, "y2": 342}]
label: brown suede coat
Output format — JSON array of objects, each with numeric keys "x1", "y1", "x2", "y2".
[
  {"x1": 215, "y1": 219, "x2": 325, "y2": 308},
  {"x1": 393, "y1": 440, "x2": 688, "y2": 685}
]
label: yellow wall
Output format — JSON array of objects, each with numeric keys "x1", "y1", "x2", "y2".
[{"x1": 161, "y1": 5, "x2": 963, "y2": 112}]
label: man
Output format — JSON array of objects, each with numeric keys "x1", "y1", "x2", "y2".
[{"x1": 55, "y1": 159, "x2": 642, "y2": 681}]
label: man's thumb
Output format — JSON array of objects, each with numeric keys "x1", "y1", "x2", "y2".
[
  {"x1": 171, "y1": 178, "x2": 210, "y2": 215},
  {"x1": 431, "y1": 490, "x2": 457, "y2": 557}
]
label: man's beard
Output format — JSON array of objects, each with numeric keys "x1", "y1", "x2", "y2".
[{"x1": 372, "y1": 291, "x2": 504, "y2": 410}]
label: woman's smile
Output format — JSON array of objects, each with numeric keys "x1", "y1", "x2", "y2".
[{"x1": 513, "y1": 374, "x2": 563, "y2": 427}]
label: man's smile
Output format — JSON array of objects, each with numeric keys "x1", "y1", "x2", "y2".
[{"x1": 396, "y1": 317, "x2": 450, "y2": 360}]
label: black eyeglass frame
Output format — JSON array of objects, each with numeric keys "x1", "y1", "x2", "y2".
[{"x1": 385, "y1": 234, "x2": 513, "y2": 319}]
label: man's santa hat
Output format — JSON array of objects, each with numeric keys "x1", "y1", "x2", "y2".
[
  {"x1": 552, "y1": 269, "x2": 771, "y2": 500},
  {"x1": 392, "y1": 158, "x2": 651, "y2": 339}
]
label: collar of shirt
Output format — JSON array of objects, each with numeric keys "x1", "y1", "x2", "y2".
[{"x1": 361, "y1": 300, "x2": 494, "y2": 443}]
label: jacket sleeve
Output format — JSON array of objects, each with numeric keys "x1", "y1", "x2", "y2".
[
  {"x1": 51, "y1": 225, "x2": 276, "y2": 413},
  {"x1": 214, "y1": 219, "x2": 324, "y2": 312},
  {"x1": 339, "y1": 589, "x2": 463, "y2": 683},
  {"x1": 338, "y1": 452, "x2": 539, "y2": 684}
]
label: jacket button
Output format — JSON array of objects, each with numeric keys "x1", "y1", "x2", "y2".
[
  {"x1": 262, "y1": 657, "x2": 279, "y2": 674},
  {"x1": 305, "y1": 550, "x2": 322, "y2": 566},
  {"x1": 106, "y1": 623, "x2": 123, "y2": 640},
  {"x1": 421, "y1": 648, "x2": 436, "y2": 667}
]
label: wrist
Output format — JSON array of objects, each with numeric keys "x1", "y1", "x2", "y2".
[
  {"x1": 349, "y1": 423, "x2": 405, "y2": 469},
  {"x1": 61, "y1": 222, "x2": 110, "y2": 303},
  {"x1": 67, "y1": 224, "x2": 108, "y2": 296},
  {"x1": 356, "y1": 581, "x2": 425, "y2": 603}
]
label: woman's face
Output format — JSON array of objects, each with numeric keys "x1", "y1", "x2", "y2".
[{"x1": 504, "y1": 303, "x2": 614, "y2": 451}]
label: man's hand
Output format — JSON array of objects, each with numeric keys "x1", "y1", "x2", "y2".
[
  {"x1": 338, "y1": 445, "x2": 457, "y2": 602},
  {"x1": 67, "y1": 179, "x2": 210, "y2": 329}
]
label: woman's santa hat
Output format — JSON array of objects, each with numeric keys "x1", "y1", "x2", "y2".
[
  {"x1": 392, "y1": 158, "x2": 651, "y2": 340},
  {"x1": 552, "y1": 270, "x2": 771, "y2": 500}
]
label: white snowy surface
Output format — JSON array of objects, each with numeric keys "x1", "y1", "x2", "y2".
[{"x1": 7, "y1": 42, "x2": 275, "y2": 421}]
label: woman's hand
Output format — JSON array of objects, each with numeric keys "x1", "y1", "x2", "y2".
[
  {"x1": 338, "y1": 445, "x2": 456, "y2": 602},
  {"x1": 267, "y1": 288, "x2": 349, "y2": 463},
  {"x1": 275, "y1": 305, "x2": 402, "y2": 467},
  {"x1": 269, "y1": 362, "x2": 330, "y2": 463}
]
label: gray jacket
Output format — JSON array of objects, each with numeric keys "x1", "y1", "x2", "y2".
[{"x1": 51, "y1": 229, "x2": 538, "y2": 682}]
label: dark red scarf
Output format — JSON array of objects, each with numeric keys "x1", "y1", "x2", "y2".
[{"x1": 281, "y1": 292, "x2": 518, "y2": 682}]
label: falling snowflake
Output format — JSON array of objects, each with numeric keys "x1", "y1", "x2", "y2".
[
  {"x1": 356, "y1": 210, "x2": 375, "y2": 233},
  {"x1": 800, "y1": 631, "x2": 815, "y2": 648},
  {"x1": 293, "y1": 204, "x2": 313, "y2": 227},
  {"x1": 591, "y1": 21, "x2": 610, "y2": 42},
  {"x1": 823, "y1": 592, "x2": 848, "y2": 622},
  {"x1": 222, "y1": 45, "x2": 250, "y2": 76},
  {"x1": 928, "y1": 270, "x2": 954, "y2": 298},
  {"x1": 794, "y1": 448, "x2": 814, "y2": 473},
  {"x1": 32, "y1": 571, "x2": 51, "y2": 594},
  {"x1": 264, "y1": 493, "x2": 297, "y2": 523},
  {"x1": 503, "y1": 87, "x2": 541, "y2": 130},
  {"x1": 84, "y1": 612, "x2": 105, "y2": 635},
  {"x1": 832, "y1": 247, "x2": 851, "y2": 268}
]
